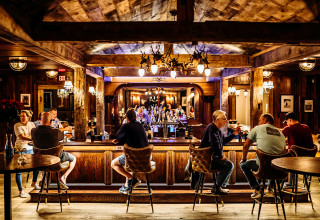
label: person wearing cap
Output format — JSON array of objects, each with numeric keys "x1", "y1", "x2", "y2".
[
  {"x1": 111, "y1": 109, "x2": 149, "y2": 194},
  {"x1": 282, "y1": 112, "x2": 313, "y2": 149}
]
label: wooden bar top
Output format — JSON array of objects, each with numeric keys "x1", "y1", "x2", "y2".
[{"x1": 63, "y1": 138, "x2": 249, "y2": 147}]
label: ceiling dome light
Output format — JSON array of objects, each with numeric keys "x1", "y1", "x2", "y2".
[
  {"x1": 46, "y1": 70, "x2": 58, "y2": 78},
  {"x1": 204, "y1": 67, "x2": 211, "y2": 77},
  {"x1": 138, "y1": 68, "x2": 145, "y2": 77},
  {"x1": 151, "y1": 64, "x2": 158, "y2": 74},
  {"x1": 299, "y1": 59, "x2": 316, "y2": 71},
  {"x1": 170, "y1": 70, "x2": 177, "y2": 78},
  {"x1": 263, "y1": 70, "x2": 273, "y2": 78},
  {"x1": 197, "y1": 64, "x2": 204, "y2": 74},
  {"x1": 9, "y1": 57, "x2": 27, "y2": 71}
]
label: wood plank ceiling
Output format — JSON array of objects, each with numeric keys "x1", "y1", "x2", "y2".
[{"x1": 38, "y1": 0, "x2": 316, "y2": 55}]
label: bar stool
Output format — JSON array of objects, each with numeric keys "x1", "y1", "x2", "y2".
[
  {"x1": 285, "y1": 144, "x2": 317, "y2": 212},
  {"x1": 124, "y1": 144, "x2": 156, "y2": 213},
  {"x1": 189, "y1": 144, "x2": 223, "y2": 214},
  {"x1": 252, "y1": 149, "x2": 291, "y2": 220},
  {"x1": 34, "y1": 145, "x2": 71, "y2": 212}
]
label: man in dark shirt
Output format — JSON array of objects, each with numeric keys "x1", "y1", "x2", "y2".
[
  {"x1": 111, "y1": 109, "x2": 149, "y2": 194},
  {"x1": 282, "y1": 112, "x2": 314, "y2": 149},
  {"x1": 31, "y1": 112, "x2": 76, "y2": 187},
  {"x1": 200, "y1": 110, "x2": 240, "y2": 195}
]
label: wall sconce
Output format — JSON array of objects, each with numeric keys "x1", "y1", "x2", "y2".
[
  {"x1": 263, "y1": 70, "x2": 273, "y2": 78},
  {"x1": 244, "y1": 90, "x2": 248, "y2": 97},
  {"x1": 228, "y1": 87, "x2": 236, "y2": 95},
  {"x1": 235, "y1": 90, "x2": 240, "y2": 96},
  {"x1": 299, "y1": 59, "x2": 316, "y2": 71},
  {"x1": 190, "y1": 92, "x2": 195, "y2": 97},
  {"x1": 89, "y1": 86, "x2": 96, "y2": 95},
  {"x1": 46, "y1": 70, "x2": 58, "y2": 78},
  {"x1": 263, "y1": 81, "x2": 274, "y2": 93},
  {"x1": 9, "y1": 57, "x2": 27, "y2": 71}
]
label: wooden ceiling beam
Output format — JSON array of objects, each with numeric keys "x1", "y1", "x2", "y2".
[
  {"x1": 86, "y1": 54, "x2": 251, "y2": 68},
  {"x1": 33, "y1": 21, "x2": 320, "y2": 43},
  {"x1": 103, "y1": 67, "x2": 221, "y2": 77},
  {"x1": 254, "y1": 45, "x2": 320, "y2": 68},
  {"x1": 0, "y1": 5, "x2": 84, "y2": 68},
  {"x1": 221, "y1": 68, "x2": 251, "y2": 78}
]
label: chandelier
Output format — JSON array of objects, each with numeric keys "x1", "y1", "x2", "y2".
[
  {"x1": 64, "y1": 79, "x2": 73, "y2": 93},
  {"x1": 9, "y1": 57, "x2": 27, "y2": 71},
  {"x1": 299, "y1": 59, "x2": 316, "y2": 71},
  {"x1": 57, "y1": 89, "x2": 69, "y2": 98},
  {"x1": 138, "y1": 45, "x2": 211, "y2": 78},
  {"x1": 46, "y1": 70, "x2": 58, "y2": 78},
  {"x1": 145, "y1": 87, "x2": 165, "y2": 95},
  {"x1": 263, "y1": 81, "x2": 274, "y2": 93},
  {"x1": 89, "y1": 86, "x2": 96, "y2": 95}
]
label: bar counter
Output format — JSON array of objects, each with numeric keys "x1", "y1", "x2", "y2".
[{"x1": 62, "y1": 138, "x2": 257, "y2": 188}]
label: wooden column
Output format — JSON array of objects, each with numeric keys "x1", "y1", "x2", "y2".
[
  {"x1": 186, "y1": 88, "x2": 191, "y2": 117},
  {"x1": 250, "y1": 68, "x2": 263, "y2": 128},
  {"x1": 221, "y1": 78, "x2": 229, "y2": 115},
  {"x1": 96, "y1": 77, "x2": 105, "y2": 135},
  {"x1": 74, "y1": 67, "x2": 88, "y2": 140}
]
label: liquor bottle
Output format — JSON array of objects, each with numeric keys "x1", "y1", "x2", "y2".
[{"x1": 5, "y1": 134, "x2": 14, "y2": 159}]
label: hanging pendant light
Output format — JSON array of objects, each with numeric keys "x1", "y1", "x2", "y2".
[
  {"x1": 9, "y1": 57, "x2": 27, "y2": 71},
  {"x1": 197, "y1": 63, "x2": 205, "y2": 74},
  {"x1": 204, "y1": 65, "x2": 211, "y2": 77},
  {"x1": 151, "y1": 62, "x2": 158, "y2": 74},
  {"x1": 138, "y1": 68, "x2": 145, "y2": 77},
  {"x1": 64, "y1": 79, "x2": 73, "y2": 93}
]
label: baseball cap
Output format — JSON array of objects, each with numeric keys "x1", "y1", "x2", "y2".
[{"x1": 283, "y1": 112, "x2": 298, "y2": 124}]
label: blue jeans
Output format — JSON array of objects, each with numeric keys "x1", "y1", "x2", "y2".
[
  {"x1": 16, "y1": 149, "x2": 39, "y2": 191},
  {"x1": 240, "y1": 159, "x2": 259, "y2": 189},
  {"x1": 211, "y1": 157, "x2": 234, "y2": 187}
]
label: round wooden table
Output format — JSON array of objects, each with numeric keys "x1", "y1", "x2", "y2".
[
  {"x1": 0, "y1": 154, "x2": 60, "y2": 220},
  {"x1": 271, "y1": 157, "x2": 320, "y2": 177}
]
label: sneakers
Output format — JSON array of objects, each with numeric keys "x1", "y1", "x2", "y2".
[
  {"x1": 119, "y1": 185, "x2": 130, "y2": 194},
  {"x1": 251, "y1": 189, "x2": 262, "y2": 199},
  {"x1": 19, "y1": 192, "x2": 27, "y2": 198},
  {"x1": 211, "y1": 186, "x2": 229, "y2": 195},
  {"x1": 265, "y1": 188, "x2": 274, "y2": 197},
  {"x1": 33, "y1": 184, "x2": 41, "y2": 190},
  {"x1": 59, "y1": 181, "x2": 69, "y2": 190},
  {"x1": 129, "y1": 178, "x2": 141, "y2": 189}
]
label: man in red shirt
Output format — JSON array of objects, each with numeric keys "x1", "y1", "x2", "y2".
[{"x1": 282, "y1": 112, "x2": 313, "y2": 149}]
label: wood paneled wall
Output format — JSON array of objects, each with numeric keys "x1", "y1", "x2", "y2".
[{"x1": 270, "y1": 70, "x2": 319, "y2": 133}]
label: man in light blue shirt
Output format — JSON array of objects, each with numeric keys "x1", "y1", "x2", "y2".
[{"x1": 240, "y1": 113, "x2": 286, "y2": 199}]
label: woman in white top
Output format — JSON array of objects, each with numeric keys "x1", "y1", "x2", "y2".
[{"x1": 14, "y1": 110, "x2": 39, "y2": 198}]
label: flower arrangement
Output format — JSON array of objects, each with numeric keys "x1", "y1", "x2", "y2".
[{"x1": 0, "y1": 99, "x2": 25, "y2": 133}]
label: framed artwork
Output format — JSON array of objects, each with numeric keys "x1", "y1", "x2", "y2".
[
  {"x1": 20, "y1": 94, "x2": 31, "y2": 107},
  {"x1": 280, "y1": 95, "x2": 294, "y2": 112},
  {"x1": 181, "y1": 97, "x2": 187, "y2": 106},
  {"x1": 304, "y1": 100, "x2": 313, "y2": 112}
]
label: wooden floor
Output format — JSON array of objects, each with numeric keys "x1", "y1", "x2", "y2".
[{"x1": 1, "y1": 173, "x2": 320, "y2": 219}]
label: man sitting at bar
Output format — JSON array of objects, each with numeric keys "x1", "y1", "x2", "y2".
[
  {"x1": 200, "y1": 110, "x2": 241, "y2": 195},
  {"x1": 282, "y1": 112, "x2": 313, "y2": 149},
  {"x1": 111, "y1": 109, "x2": 149, "y2": 194},
  {"x1": 31, "y1": 112, "x2": 77, "y2": 188},
  {"x1": 240, "y1": 113, "x2": 286, "y2": 199}
]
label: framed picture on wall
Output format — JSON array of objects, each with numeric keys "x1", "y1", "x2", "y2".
[
  {"x1": 20, "y1": 94, "x2": 31, "y2": 107},
  {"x1": 304, "y1": 100, "x2": 313, "y2": 112},
  {"x1": 181, "y1": 97, "x2": 187, "y2": 106},
  {"x1": 280, "y1": 95, "x2": 294, "y2": 112}
]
